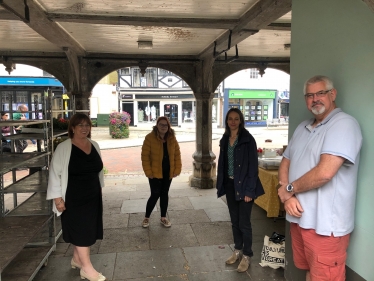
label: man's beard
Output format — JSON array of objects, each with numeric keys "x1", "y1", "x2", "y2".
[{"x1": 311, "y1": 103, "x2": 326, "y2": 115}]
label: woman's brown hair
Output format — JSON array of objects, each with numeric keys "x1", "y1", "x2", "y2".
[
  {"x1": 152, "y1": 116, "x2": 175, "y2": 139},
  {"x1": 67, "y1": 113, "x2": 92, "y2": 138}
]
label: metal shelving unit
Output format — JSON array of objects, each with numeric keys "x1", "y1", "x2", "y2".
[{"x1": 0, "y1": 92, "x2": 59, "y2": 281}]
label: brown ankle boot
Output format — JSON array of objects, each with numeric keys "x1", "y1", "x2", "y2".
[
  {"x1": 226, "y1": 250, "x2": 241, "y2": 265},
  {"x1": 237, "y1": 255, "x2": 251, "y2": 272}
]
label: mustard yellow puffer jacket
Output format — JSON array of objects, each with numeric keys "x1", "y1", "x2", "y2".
[{"x1": 141, "y1": 131, "x2": 182, "y2": 179}]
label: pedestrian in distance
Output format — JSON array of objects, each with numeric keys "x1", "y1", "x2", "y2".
[
  {"x1": 278, "y1": 75, "x2": 362, "y2": 281},
  {"x1": 1, "y1": 111, "x2": 12, "y2": 152},
  {"x1": 47, "y1": 113, "x2": 106, "y2": 281},
  {"x1": 141, "y1": 116, "x2": 182, "y2": 228},
  {"x1": 216, "y1": 108, "x2": 264, "y2": 273},
  {"x1": 12, "y1": 104, "x2": 28, "y2": 153}
]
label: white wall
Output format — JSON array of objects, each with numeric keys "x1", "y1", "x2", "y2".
[
  {"x1": 289, "y1": 0, "x2": 374, "y2": 279},
  {"x1": 0, "y1": 64, "x2": 44, "y2": 76},
  {"x1": 224, "y1": 68, "x2": 290, "y2": 93},
  {"x1": 90, "y1": 84, "x2": 118, "y2": 116}
]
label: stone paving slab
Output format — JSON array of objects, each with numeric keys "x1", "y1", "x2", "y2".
[
  {"x1": 166, "y1": 197, "x2": 194, "y2": 211},
  {"x1": 190, "y1": 222, "x2": 233, "y2": 246},
  {"x1": 188, "y1": 196, "x2": 227, "y2": 210},
  {"x1": 121, "y1": 199, "x2": 158, "y2": 213},
  {"x1": 204, "y1": 207, "x2": 231, "y2": 222},
  {"x1": 149, "y1": 224, "x2": 199, "y2": 250},
  {"x1": 167, "y1": 209, "x2": 211, "y2": 225},
  {"x1": 103, "y1": 213, "x2": 129, "y2": 229},
  {"x1": 188, "y1": 270, "x2": 252, "y2": 280},
  {"x1": 169, "y1": 188, "x2": 200, "y2": 198},
  {"x1": 102, "y1": 191, "x2": 131, "y2": 201},
  {"x1": 113, "y1": 248, "x2": 187, "y2": 279},
  {"x1": 129, "y1": 190, "x2": 152, "y2": 200},
  {"x1": 183, "y1": 245, "x2": 234, "y2": 273},
  {"x1": 99, "y1": 227, "x2": 149, "y2": 253}
]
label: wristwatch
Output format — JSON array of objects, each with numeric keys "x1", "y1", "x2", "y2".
[{"x1": 286, "y1": 183, "x2": 294, "y2": 193}]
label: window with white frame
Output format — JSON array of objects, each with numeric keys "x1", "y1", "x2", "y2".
[
  {"x1": 133, "y1": 68, "x2": 157, "y2": 87},
  {"x1": 250, "y1": 68, "x2": 259, "y2": 79}
]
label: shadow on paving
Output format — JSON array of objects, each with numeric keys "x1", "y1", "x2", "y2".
[{"x1": 34, "y1": 174, "x2": 285, "y2": 281}]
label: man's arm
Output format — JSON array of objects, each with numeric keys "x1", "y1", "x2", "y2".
[{"x1": 278, "y1": 154, "x2": 345, "y2": 202}]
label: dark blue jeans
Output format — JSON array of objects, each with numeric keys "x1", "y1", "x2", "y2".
[
  {"x1": 225, "y1": 179, "x2": 254, "y2": 257},
  {"x1": 146, "y1": 177, "x2": 172, "y2": 218}
]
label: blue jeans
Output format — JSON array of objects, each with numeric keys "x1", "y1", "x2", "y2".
[{"x1": 225, "y1": 179, "x2": 254, "y2": 257}]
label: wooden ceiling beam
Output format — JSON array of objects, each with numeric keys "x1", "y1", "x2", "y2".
[
  {"x1": 199, "y1": 0, "x2": 292, "y2": 59},
  {"x1": 0, "y1": 0, "x2": 86, "y2": 56},
  {"x1": 263, "y1": 22, "x2": 291, "y2": 31},
  {"x1": 0, "y1": 9, "x2": 19, "y2": 20},
  {"x1": 363, "y1": 0, "x2": 374, "y2": 13},
  {"x1": 47, "y1": 13, "x2": 238, "y2": 30}
]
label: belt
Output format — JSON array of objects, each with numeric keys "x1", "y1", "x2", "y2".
[{"x1": 228, "y1": 176, "x2": 234, "y2": 179}]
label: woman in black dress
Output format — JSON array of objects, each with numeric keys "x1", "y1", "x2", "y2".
[{"x1": 47, "y1": 113, "x2": 106, "y2": 281}]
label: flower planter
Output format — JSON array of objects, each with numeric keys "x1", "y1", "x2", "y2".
[{"x1": 109, "y1": 112, "x2": 131, "y2": 139}]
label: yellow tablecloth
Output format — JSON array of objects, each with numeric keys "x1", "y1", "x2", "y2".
[{"x1": 255, "y1": 167, "x2": 283, "y2": 217}]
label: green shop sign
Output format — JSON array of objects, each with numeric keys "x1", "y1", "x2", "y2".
[{"x1": 229, "y1": 89, "x2": 276, "y2": 99}]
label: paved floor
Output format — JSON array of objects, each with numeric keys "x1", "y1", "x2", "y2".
[
  {"x1": 4, "y1": 126, "x2": 288, "y2": 280},
  {"x1": 34, "y1": 174, "x2": 286, "y2": 281}
]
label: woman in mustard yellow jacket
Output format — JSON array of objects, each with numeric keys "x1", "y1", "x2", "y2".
[{"x1": 141, "y1": 116, "x2": 182, "y2": 228}]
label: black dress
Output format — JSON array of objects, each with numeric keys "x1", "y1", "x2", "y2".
[{"x1": 61, "y1": 144, "x2": 104, "y2": 247}]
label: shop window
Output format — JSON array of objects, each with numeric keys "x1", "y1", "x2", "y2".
[
  {"x1": 212, "y1": 100, "x2": 218, "y2": 123},
  {"x1": 138, "y1": 101, "x2": 159, "y2": 122},
  {"x1": 120, "y1": 68, "x2": 130, "y2": 75},
  {"x1": 133, "y1": 68, "x2": 157, "y2": 88},
  {"x1": 250, "y1": 68, "x2": 259, "y2": 79},
  {"x1": 159, "y1": 69, "x2": 173, "y2": 76},
  {"x1": 182, "y1": 101, "x2": 195, "y2": 123}
]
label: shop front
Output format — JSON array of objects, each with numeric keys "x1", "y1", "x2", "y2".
[
  {"x1": 120, "y1": 92, "x2": 221, "y2": 128},
  {"x1": 224, "y1": 89, "x2": 277, "y2": 126}
]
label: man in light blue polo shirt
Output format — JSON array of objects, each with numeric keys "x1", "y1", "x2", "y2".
[{"x1": 278, "y1": 75, "x2": 362, "y2": 281}]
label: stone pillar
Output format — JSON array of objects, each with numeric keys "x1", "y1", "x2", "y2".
[
  {"x1": 69, "y1": 92, "x2": 90, "y2": 115},
  {"x1": 189, "y1": 95, "x2": 217, "y2": 189}
]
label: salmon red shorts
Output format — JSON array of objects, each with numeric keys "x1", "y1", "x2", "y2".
[{"x1": 290, "y1": 223, "x2": 350, "y2": 281}]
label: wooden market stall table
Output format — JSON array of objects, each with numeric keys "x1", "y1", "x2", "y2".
[{"x1": 255, "y1": 167, "x2": 284, "y2": 218}]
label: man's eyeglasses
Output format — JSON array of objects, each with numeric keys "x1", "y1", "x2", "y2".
[
  {"x1": 304, "y1": 89, "x2": 332, "y2": 99},
  {"x1": 158, "y1": 123, "x2": 168, "y2": 128},
  {"x1": 77, "y1": 124, "x2": 90, "y2": 128}
]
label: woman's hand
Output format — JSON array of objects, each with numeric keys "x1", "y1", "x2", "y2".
[
  {"x1": 54, "y1": 197, "x2": 66, "y2": 212},
  {"x1": 244, "y1": 196, "x2": 252, "y2": 202}
]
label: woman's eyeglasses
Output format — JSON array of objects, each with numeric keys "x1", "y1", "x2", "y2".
[
  {"x1": 158, "y1": 123, "x2": 168, "y2": 128},
  {"x1": 77, "y1": 124, "x2": 90, "y2": 128}
]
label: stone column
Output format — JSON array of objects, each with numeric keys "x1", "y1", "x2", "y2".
[{"x1": 189, "y1": 94, "x2": 217, "y2": 189}]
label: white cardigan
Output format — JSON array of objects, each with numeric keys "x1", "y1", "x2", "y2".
[{"x1": 46, "y1": 138, "x2": 105, "y2": 216}]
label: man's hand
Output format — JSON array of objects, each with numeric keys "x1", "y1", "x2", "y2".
[
  {"x1": 278, "y1": 182, "x2": 293, "y2": 203},
  {"x1": 284, "y1": 196, "x2": 303, "y2": 218}
]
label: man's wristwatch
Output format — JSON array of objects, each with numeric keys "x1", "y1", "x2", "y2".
[{"x1": 286, "y1": 183, "x2": 294, "y2": 193}]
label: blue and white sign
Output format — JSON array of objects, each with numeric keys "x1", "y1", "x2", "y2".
[{"x1": 0, "y1": 77, "x2": 63, "y2": 87}]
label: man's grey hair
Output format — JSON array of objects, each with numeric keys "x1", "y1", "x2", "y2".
[
  {"x1": 17, "y1": 104, "x2": 28, "y2": 111},
  {"x1": 303, "y1": 75, "x2": 334, "y2": 94}
]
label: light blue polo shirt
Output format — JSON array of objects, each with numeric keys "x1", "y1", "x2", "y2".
[{"x1": 283, "y1": 108, "x2": 362, "y2": 236}]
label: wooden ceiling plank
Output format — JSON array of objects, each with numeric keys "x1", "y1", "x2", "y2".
[
  {"x1": 48, "y1": 13, "x2": 238, "y2": 30},
  {"x1": 199, "y1": 0, "x2": 292, "y2": 59},
  {"x1": 1, "y1": 0, "x2": 86, "y2": 56}
]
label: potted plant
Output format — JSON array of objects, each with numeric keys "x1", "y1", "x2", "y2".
[
  {"x1": 109, "y1": 111, "x2": 131, "y2": 139},
  {"x1": 52, "y1": 117, "x2": 69, "y2": 131}
]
